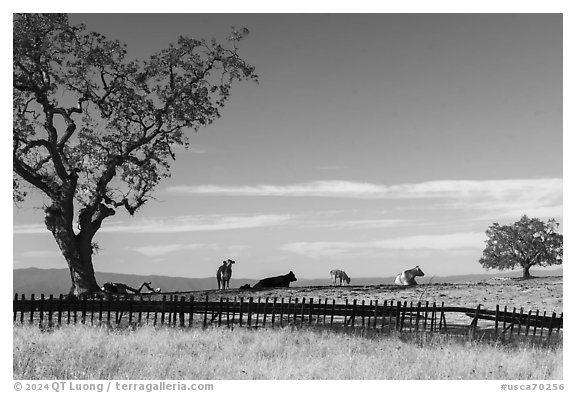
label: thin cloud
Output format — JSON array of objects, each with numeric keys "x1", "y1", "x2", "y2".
[
  {"x1": 281, "y1": 232, "x2": 486, "y2": 258},
  {"x1": 129, "y1": 243, "x2": 217, "y2": 257},
  {"x1": 166, "y1": 178, "x2": 561, "y2": 201},
  {"x1": 13, "y1": 214, "x2": 294, "y2": 235}
]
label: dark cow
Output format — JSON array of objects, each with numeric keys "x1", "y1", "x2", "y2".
[{"x1": 251, "y1": 271, "x2": 297, "y2": 290}]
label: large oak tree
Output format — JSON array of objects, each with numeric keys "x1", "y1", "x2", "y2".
[
  {"x1": 479, "y1": 215, "x2": 563, "y2": 278},
  {"x1": 13, "y1": 14, "x2": 257, "y2": 297}
]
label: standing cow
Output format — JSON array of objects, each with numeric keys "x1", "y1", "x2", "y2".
[{"x1": 216, "y1": 259, "x2": 236, "y2": 289}]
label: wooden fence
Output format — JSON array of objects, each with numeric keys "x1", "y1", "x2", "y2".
[{"x1": 13, "y1": 293, "x2": 563, "y2": 341}]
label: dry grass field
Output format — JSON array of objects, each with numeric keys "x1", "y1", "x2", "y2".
[{"x1": 13, "y1": 276, "x2": 563, "y2": 380}]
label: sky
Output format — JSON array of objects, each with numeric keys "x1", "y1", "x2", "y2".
[{"x1": 11, "y1": 13, "x2": 563, "y2": 281}]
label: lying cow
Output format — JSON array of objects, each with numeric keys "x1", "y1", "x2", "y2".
[{"x1": 242, "y1": 271, "x2": 297, "y2": 290}]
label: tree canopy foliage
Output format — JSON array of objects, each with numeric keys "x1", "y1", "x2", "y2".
[
  {"x1": 479, "y1": 215, "x2": 563, "y2": 278},
  {"x1": 13, "y1": 14, "x2": 257, "y2": 296}
]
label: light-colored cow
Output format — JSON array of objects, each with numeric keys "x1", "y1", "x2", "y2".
[
  {"x1": 394, "y1": 266, "x2": 425, "y2": 286},
  {"x1": 330, "y1": 269, "x2": 351, "y2": 286}
]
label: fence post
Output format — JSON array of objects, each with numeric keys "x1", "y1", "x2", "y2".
[
  {"x1": 271, "y1": 298, "x2": 277, "y2": 327},
  {"x1": 547, "y1": 312, "x2": 556, "y2": 340},
  {"x1": 48, "y1": 294, "x2": 54, "y2": 327},
  {"x1": 440, "y1": 302, "x2": 446, "y2": 332},
  {"x1": 180, "y1": 296, "x2": 186, "y2": 328},
  {"x1": 525, "y1": 310, "x2": 532, "y2": 336},
  {"x1": 323, "y1": 298, "x2": 328, "y2": 326},
  {"x1": 218, "y1": 297, "x2": 223, "y2": 327},
  {"x1": 29, "y1": 294, "x2": 36, "y2": 325},
  {"x1": 293, "y1": 298, "x2": 298, "y2": 324},
  {"x1": 254, "y1": 297, "x2": 261, "y2": 327},
  {"x1": 532, "y1": 310, "x2": 539, "y2": 337},
  {"x1": 247, "y1": 297, "x2": 253, "y2": 327},
  {"x1": 539, "y1": 311, "x2": 547, "y2": 340},
  {"x1": 20, "y1": 294, "x2": 26, "y2": 324},
  {"x1": 423, "y1": 301, "x2": 429, "y2": 331},
  {"x1": 400, "y1": 301, "x2": 407, "y2": 332},
  {"x1": 13, "y1": 294, "x2": 18, "y2": 322},
  {"x1": 39, "y1": 294, "x2": 45, "y2": 327},
  {"x1": 330, "y1": 299, "x2": 336, "y2": 327},
  {"x1": 373, "y1": 300, "x2": 379, "y2": 329},
  {"x1": 470, "y1": 304, "x2": 480, "y2": 338},
  {"x1": 395, "y1": 301, "x2": 401, "y2": 331},
  {"x1": 495, "y1": 304, "x2": 500, "y2": 336},
  {"x1": 189, "y1": 296, "x2": 194, "y2": 327},
  {"x1": 510, "y1": 307, "x2": 516, "y2": 337},
  {"x1": 262, "y1": 297, "x2": 269, "y2": 327},
  {"x1": 381, "y1": 300, "x2": 387, "y2": 330},
  {"x1": 350, "y1": 299, "x2": 357, "y2": 328},
  {"x1": 517, "y1": 308, "x2": 523, "y2": 336},
  {"x1": 415, "y1": 302, "x2": 421, "y2": 332},
  {"x1": 431, "y1": 302, "x2": 437, "y2": 332},
  {"x1": 279, "y1": 298, "x2": 284, "y2": 327},
  {"x1": 203, "y1": 295, "x2": 209, "y2": 328},
  {"x1": 309, "y1": 298, "x2": 314, "y2": 325},
  {"x1": 300, "y1": 297, "x2": 306, "y2": 327},
  {"x1": 226, "y1": 297, "x2": 231, "y2": 327},
  {"x1": 557, "y1": 312, "x2": 563, "y2": 333},
  {"x1": 58, "y1": 294, "x2": 64, "y2": 326},
  {"x1": 128, "y1": 297, "x2": 134, "y2": 326},
  {"x1": 502, "y1": 305, "x2": 507, "y2": 334},
  {"x1": 239, "y1": 297, "x2": 244, "y2": 327},
  {"x1": 362, "y1": 300, "x2": 367, "y2": 327}
]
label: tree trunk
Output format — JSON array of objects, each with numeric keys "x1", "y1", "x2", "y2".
[
  {"x1": 522, "y1": 265, "x2": 532, "y2": 279},
  {"x1": 45, "y1": 204, "x2": 100, "y2": 298}
]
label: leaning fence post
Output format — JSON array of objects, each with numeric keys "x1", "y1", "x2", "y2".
[
  {"x1": 470, "y1": 304, "x2": 480, "y2": 337},
  {"x1": 350, "y1": 299, "x2": 357, "y2": 328},
  {"x1": 539, "y1": 311, "x2": 547, "y2": 340},
  {"x1": 532, "y1": 310, "x2": 539, "y2": 337},
  {"x1": 440, "y1": 302, "x2": 446, "y2": 332},
  {"x1": 525, "y1": 310, "x2": 532, "y2": 336},
  {"x1": 510, "y1": 307, "x2": 516, "y2": 337},
  {"x1": 547, "y1": 312, "x2": 556, "y2": 340}
]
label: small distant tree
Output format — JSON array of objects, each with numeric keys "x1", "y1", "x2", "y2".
[
  {"x1": 479, "y1": 215, "x2": 563, "y2": 278},
  {"x1": 13, "y1": 14, "x2": 257, "y2": 297}
]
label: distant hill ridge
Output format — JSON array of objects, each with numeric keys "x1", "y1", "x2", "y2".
[{"x1": 13, "y1": 267, "x2": 563, "y2": 295}]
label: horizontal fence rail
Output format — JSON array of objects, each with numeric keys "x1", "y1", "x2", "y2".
[{"x1": 13, "y1": 293, "x2": 562, "y2": 341}]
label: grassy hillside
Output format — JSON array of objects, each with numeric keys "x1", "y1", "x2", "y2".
[{"x1": 12, "y1": 267, "x2": 563, "y2": 296}]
